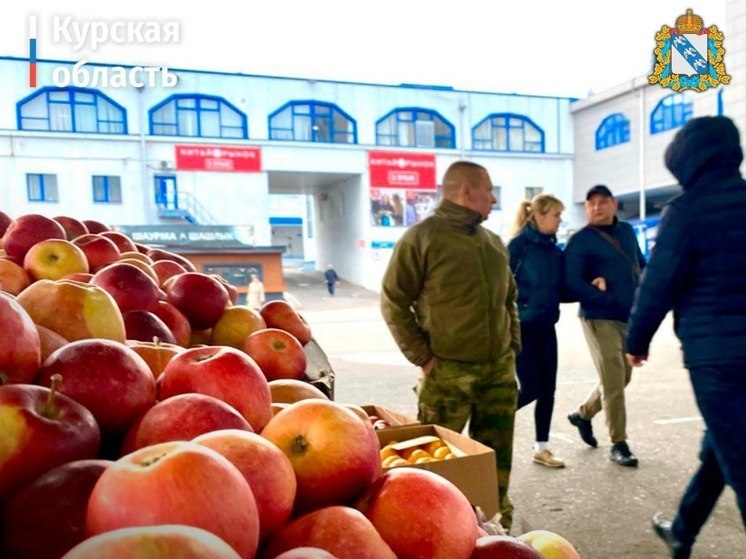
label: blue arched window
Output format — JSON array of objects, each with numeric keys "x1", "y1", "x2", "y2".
[
  {"x1": 375, "y1": 108, "x2": 455, "y2": 148},
  {"x1": 472, "y1": 113, "x2": 544, "y2": 152},
  {"x1": 650, "y1": 94, "x2": 693, "y2": 134},
  {"x1": 595, "y1": 113, "x2": 630, "y2": 150},
  {"x1": 149, "y1": 94, "x2": 247, "y2": 138},
  {"x1": 268, "y1": 101, "x2": 356, "y2": 144},
  {"x1": 17, "y1": 86, "x2": 126, "y2": 134}
]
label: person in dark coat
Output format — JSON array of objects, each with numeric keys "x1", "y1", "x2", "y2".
[
  {"x1": 625, "y1": 115, "x2": 746, "y2": 559},
  {"x1": 564, "y1": 184, "x2": 646, "y2": 467},
  {"x1": 324, "y1": 264, "x2": 339, "y2": 296},
  {"x1": 508, "y1": 194, "x2": 566, "y2": 468}
]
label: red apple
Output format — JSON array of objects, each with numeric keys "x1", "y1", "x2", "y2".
[
  {"x1": 471, "y1": 536, "x2": 544, "y2": 559},
  {"x1": 72, "y1": 234, "x2": 120, "y2": 273},
  {"x1": 23, "y1": 239, "x2": 89, "y2": 281},
  {"x1": 189, "y1": 328, "x2": 212, "y2": 346},
  {"x1": 0, "y1": 379, "x2": 100, "y2": 502},
  {"x1": 123, "y1": 310, "x2": 177, "y2": 345},
  {"x1": 242, "y1": 328, "x2": 307, "y2": 381},
  {"x1": 0, "y1": 291, "x2": 41, "y2": 385},
  {"x1": 0, "y1": 258, "x2": 31, "y2": 295},
  {"x1": 81, "y1": 219, "x2": 110, "y2": 234},
  {"x1": 126, "y1": 339, "x2": 185, "y2": 379},
  {"x1": 2, "y1": 214, "x2": 66, "y2": 262},
  {"x1": 37, "y1": 339, "x2": 156, "y2": 434},
  {"x1": 53, "y1": 216, "x2": 89, "y2": 240},
  {"x1": 62, "y1": 525, "x2": 241, "y2": 559},
  {"x1": 269, "y1": 379, "x2": 330, "y2": 404},
  {"x1": 86, "y1": 441, "x2": 260, "y2": 559},
  {"x1": 153, "y1": 300, "x2": 192, "y2": 347},
  {"x1": 260, "y1": 300, "x2": 312, "y2": 345},
  {"x1": 151, "y1": 259, "x2": 187, "y2": 286},
  {"x1": 211, "y1": 305, "x2": 266, "y2": 348},
  {"x1": 274, "y1": 550, "x2": 338, "y2": 559},
  {"x1": 121, "y1": 393, "x2": 253, "y2": 453},
  {"x1": 147, "y1": 248, "x2": 196, "y2": 272},
  {"x1": 134, "y1": 242, "x2": 151, "y2": 254},
  {"x1": 262, "y1": 506, "x2": 396, "y2": 559},
  {"x1": 99, "y1": 231, "x2": 137, "y2": 253},
  {"x1": 355, "y1": 468, "x2": 479, "y2": 559},
  {"x1": 165, "y1": 272, "x2": 230, "y2": 330},
  {"x1": 159, "y1": 346, "x2": 272, "y2": 432},
  {"x1": 119, "y1": 251, "x2": 154, "y2": 265},
  {"x1": 36, "y1": 324, "x2": 69, "y2": 363},
  {"x1": 63, "y1": 272, "x2": 93, "y2": 283},
  {"x1": 0, "y1": 210, "x2": 12, "y2": 237},
  {"x1": 91, "y1": 262, "x2": 164, "y2": 313},
  {"x1": 117, "y1": 258, "x2": 160, "y2": 284},
  {"x1": 262, "y1": 400, "x2": 381, "y2": 512},
  {"x1": 193, "y1": 429, "x2": 297, "y2": 541},
  {"x1": 17, "y1": 279, "x2": 126, "y2": 342},
  {"x1": 210, "y1": 273, "x2": 239, "y2": 305},
  {"x1": 2, "y1": 459, "x2": 112, "y2": 559},
  {"x1": 516, "y1": 530, "x2": 582, "y2": 559}
]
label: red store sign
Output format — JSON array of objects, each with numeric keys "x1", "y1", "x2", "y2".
[
  {"x1": 175, "y1": 145, "x2": 262, "y2": 172},
  {"x1": 367, "y1": 151, "x2": 437, "y2": 190}
]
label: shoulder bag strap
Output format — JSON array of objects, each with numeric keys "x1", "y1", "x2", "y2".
[{"x1": 589, "y1": 227, "x2": 641, "y2": 276}]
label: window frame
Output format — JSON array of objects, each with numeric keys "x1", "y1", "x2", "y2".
[
  {"x1": 650, "y1": 93, "x2": 693, "y2": 135},
  {"x1": 16, "y1": 86, "x2": 127, "y2": 134},
  {"x1": 472, "y1": 113, "x2": 545, "y2": 153},
  {"x1": 92, "y1": 175, "x2": 122, "y2": 204},
  {"x1": 595, "y1": 113, "x2": 630, "y2": 150},
  {"x1": 149, "y1": 94, "x2": 248, "y2": 139},
  {"x1": 375, "y1": 107, "x2": 455, "y2": 149},
  {"x1": 268, "y1": 100, "x2": 357, "y2": 144},
  {"x1": 26, "y1": 173, "x2": 59, "y2": 202}
]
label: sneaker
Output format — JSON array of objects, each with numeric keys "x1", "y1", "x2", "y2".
[
  {"x1": 610, "y1": 441, "x2": 638, "y2": 467},
  {"x1": 651, "y1": 513, "x2": 692, "y2": 559},
  {"x1": 567, "y1": 412, "x2": 598, "y2": 448},
  {"x1": 532, "y1": 449, "x2": 566, "y2": 468}
]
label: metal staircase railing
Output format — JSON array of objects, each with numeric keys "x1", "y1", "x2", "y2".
[{"x1": 156, "y1": 191, "x2": 219, "y2": 225}]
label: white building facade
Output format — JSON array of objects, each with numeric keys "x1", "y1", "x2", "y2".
[{"x1": 0, "y1": 56, "x2": 575, "y2": 291}]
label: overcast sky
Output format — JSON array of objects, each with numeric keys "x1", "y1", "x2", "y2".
[{"x1": 1, "y1": 1, "x2": 729, "y2": 98}]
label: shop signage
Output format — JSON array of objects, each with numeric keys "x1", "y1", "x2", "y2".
[
  {"x1": 175, "y1": 145, "x2": 262, "y2": 172},
  {"x1": 116, "y1": 225, "x2": 255, "y2": 247},
  {"x1": 367, "y1": 151, "x2": 437, "y2": 189}
]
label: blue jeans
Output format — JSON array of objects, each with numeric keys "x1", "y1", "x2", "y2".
[{"x1": 673, "y1": 365, "x2": 746, "y2": 544}]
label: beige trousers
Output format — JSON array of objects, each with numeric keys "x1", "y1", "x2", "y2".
[{"x1": 578, "y1": 318, "x2": 633, "y2": 444}]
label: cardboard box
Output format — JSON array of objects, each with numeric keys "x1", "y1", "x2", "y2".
[
  {"x1": 376, "y1": 424, "x2": 498, "y2": 518},
  {"x1": 361, "y1": 404, "x2": 419, "y2": 427}
]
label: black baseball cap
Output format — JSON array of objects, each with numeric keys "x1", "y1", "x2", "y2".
[{"x1": 585, "y1": 184, "x2": 614, "y2": 200}]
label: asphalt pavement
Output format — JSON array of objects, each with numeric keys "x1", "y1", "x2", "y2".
[{"x1": 285, "y1": 269, "x2": 743, "y2": 558}]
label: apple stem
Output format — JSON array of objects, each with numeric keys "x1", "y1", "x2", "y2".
[
  {"x1": 292, "y1": 435, "x2": 309, "y2": 455},
  {"x1": 44, "y1": 373, "x2": 63, "y2": 417}
]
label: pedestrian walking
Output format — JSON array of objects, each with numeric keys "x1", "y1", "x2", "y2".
[
  {"x1": 324, "y1": 264, "x2": 339, "y2": 296},
  {"x1": 381, "y1": 160, "x2": 521, "y2": 531},
  {"x1": 247, "y1": 273, "x2": 265, "y2": 310},
  {"x1": 625, "y1": 116, "x2": 746, "y2": 558},
  {"x1": 564, "y1": 184, "x2": 645, "y2": 467},
  {"x1": 508, "y1": 194, "x2": 566, "y2": 468}
]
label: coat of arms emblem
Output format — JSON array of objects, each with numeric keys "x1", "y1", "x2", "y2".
[{"x1": 649, "y1": 9, "x2": 730, "y2": 92}]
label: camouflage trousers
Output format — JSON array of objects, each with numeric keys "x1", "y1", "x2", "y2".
[{"x1": 415, "y1": 351, "x2": 517, "y2": 531}]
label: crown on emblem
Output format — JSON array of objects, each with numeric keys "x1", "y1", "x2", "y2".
[{"x1": 676, "y1": 9, "x2": 704, "y2": 33}]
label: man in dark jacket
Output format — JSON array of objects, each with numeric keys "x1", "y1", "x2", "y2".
[
  {"x1": 565, "y1": 184, "x2": 646, "y2": 467},
  {"x1": 626, "y1": 116, "x2": 746, "y2": 558}
]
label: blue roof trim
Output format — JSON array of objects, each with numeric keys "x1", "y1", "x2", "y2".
[{"x1": 0, "y1": 56, "x2": 577, "y2": 102}]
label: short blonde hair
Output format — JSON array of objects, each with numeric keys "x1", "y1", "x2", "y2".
[{"x1": 510, "y1": 194, "x2": 564, "y2": 238}]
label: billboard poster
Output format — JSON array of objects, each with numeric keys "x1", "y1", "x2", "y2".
[{"x1": 368, "y1": 151, "x2": 438, "y2": 228}]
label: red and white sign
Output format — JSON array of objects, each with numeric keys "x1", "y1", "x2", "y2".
[
  {"x1": 368, "y1": 151, "x2": 437, "y2": 190},
  {"x1": 175, "y1": 145, "x2": 262, "y2": 172}
]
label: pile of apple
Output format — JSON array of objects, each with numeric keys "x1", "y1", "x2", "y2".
[{"x1": 0, "y1": 211, "x2": 583, "y2": 559}]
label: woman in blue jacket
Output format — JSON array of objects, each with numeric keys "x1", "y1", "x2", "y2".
[{"x1": 508, "y1": 194, "x2": 566, "y2": 468}]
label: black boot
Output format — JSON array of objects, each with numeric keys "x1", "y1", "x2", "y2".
[
  {"x1": 651, "y1": 513, "x2": 692, "y2": 559},
  {"x1": 567, "y1": 412, "x2": 598, "y2": 448}
]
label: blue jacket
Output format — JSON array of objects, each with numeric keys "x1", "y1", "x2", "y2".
[
  {"x1": 564, "y1": 218, "x2": 646, "y2": 322},
  {"x1": 508, "y1": 224, "x2": 563, "y2": 326},
  {"x1": 626, "y1": 116, "x2": 746, "y2": 367}
]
